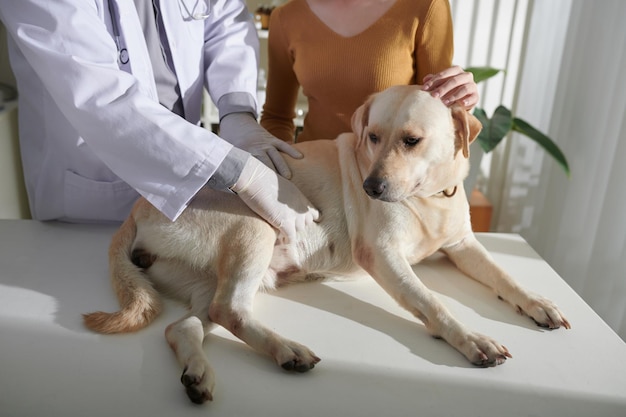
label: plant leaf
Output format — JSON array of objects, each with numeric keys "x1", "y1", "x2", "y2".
[
  {"x1": 512, "y1": 118, "x2": 571, "y2": 177},
  {"x1": 474, "y1": 106, "x2": 513, "y2": 153},
  {"x1": 465, "y1": 66, "x2": 504, "y2": 83}
]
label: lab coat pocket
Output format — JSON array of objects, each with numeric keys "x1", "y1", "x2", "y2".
[{"x1": 63, "y1": 170, "x2": 140, "y2": 222}]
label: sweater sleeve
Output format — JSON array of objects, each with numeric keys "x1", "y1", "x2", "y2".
[
  {"x1": 415, "y1": 0, "x2": 454, "y2": 84},
  {"x1": 259, "y1": 8, "x2": 301, "y2": 142}
]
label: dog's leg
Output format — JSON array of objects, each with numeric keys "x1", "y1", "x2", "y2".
[
  {"x1": 209, "y1": 283, "x2": 321, "y2": 372},
  {"x1": 208, "y1": 244, "x2": 321, "y2": 372},
  {"x1": 166, "y1": 315, "x2": 215, "y2": 404},
  {"x1": 442, "y1": 235, "x2": 571, "y2": 330},
  {"x1": 355, "y1": 241, "x2": 511, "y2": 366},
  {"x1": 165, "y1": 286, "x2": 217, "y2": 404}
]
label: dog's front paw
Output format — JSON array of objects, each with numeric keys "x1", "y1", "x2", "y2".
[
  {"x1": 275, "y1": 341, "x2": 321, "y2": 373},
  {"x1": 517, "y1": 296, "x2": 571, "y2": 330},
  {"x1": 460, "y1": 332, "x2": 512, "y2": 367},
  {"x1": 180, "y1": 360, "x2": 215, "y2": 404}
]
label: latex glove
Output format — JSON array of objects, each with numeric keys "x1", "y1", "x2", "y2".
[
  {"x1": 231, "y1": 155, "x2": 319, "y2": 243},
  {"x1": 219, "y1": 112, "x2": 302, "y2": 179},
  {"x1": 422, "y1": 65, "x2": 479, "y2": 110}
]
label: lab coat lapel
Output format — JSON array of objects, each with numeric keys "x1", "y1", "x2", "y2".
[{"x1": 158, "y1": 0, "x2": 205, "y2": 123}]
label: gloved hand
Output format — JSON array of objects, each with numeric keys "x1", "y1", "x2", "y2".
[
  {"x1": 231, "y1": 155, "x2": 320, "y2": 243},
  {"x1": 219, "y1": 112, "x2": 302, "y2": 179}
]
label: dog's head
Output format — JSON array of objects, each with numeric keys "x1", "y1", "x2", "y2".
[{"x1": 351, "y1": 85, "x2": 482, "y2": 201}]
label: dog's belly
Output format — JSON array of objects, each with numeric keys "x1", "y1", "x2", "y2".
[{"x1": 268, "y1": 223, "x2": 361, "y2": 286}]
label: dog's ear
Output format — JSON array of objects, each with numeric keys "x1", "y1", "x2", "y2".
[
  {"x1": 451, "y1": 104, "x2": 482, "y2": 158},
  {"x1": 351, "y1": 96, "x2": 372, "y2": 148}
]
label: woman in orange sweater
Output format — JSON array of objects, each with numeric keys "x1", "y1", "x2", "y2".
[{"x1": 260, "y1": 0, "x2": 478, "y2": 143}]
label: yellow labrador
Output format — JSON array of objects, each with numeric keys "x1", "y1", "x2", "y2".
[{"x1": 84, "y1": 85, "x2": 570, "y2": 404}]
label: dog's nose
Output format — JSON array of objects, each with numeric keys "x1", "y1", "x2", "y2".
[{"x1": 363, "y1": 177, "x2": 387, "y2": 199}]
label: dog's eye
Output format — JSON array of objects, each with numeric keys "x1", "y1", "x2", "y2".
[
  {"x1": 403, "y1": 136, "x2": 422, "y2": 147},
  {"x1": 368, "y1": 133, "x2": 379, "y2": 144}
]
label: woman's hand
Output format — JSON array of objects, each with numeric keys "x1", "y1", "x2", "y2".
[{"x1": 421, "y1": 65, "x2": 479, "y2": 110}]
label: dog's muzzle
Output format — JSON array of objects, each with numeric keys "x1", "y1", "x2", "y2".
[{"x1": 363, "y1": 177, "x2": 388, "y2": 200}]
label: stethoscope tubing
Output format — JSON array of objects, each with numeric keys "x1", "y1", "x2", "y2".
[
  {"x1": 105, "y1": 0, "x2": 211, "y2": 66},
  {"x1": 107, "y1": 0, "x2": 129, "y2": 65}
]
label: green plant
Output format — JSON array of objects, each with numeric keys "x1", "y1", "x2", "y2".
[{"x1": 466, "y1": 66, "x2": 570, "y2": 177}]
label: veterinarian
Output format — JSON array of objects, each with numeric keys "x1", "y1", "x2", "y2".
[
  {"x1": 260, "y1": 0, "x2": 479, "y2": 142},
  {"x1": 0, "y1": 0, "x2": 318, "y2": 242}
]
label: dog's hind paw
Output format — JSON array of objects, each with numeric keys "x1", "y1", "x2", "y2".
[
  {"x1": 181, "y1": 365, "x2": 215, "y2": 404},
  {"x1": 275, "y1": 341, "x2": 321, "y2": 373},
  {"x1": 281, "y1": 358, "x2": 318, "y2": 373}
]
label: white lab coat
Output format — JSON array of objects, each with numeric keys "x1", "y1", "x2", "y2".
[{"x1": 0, "y1": 0, "x2": 259, "y2": 222}]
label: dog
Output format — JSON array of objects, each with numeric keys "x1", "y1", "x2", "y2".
[{"x1": 84, "y1": 85, "x2": 570, "y2": 404}]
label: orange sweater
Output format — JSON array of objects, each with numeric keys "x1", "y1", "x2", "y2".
[{"x1": 260, "y1": 0, "x2": 454, "y2": 142}]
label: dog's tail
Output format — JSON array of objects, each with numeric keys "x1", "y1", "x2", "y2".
[{"x1": 83, "y1": 215, "x2": 162, "y2": 334}]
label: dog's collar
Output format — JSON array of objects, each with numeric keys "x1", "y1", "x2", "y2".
[{"x1": 441, "y1": 186, "x2": 458, "y2": 198}]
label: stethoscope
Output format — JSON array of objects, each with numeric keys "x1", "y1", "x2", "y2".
[
  {"x1": 179, "y1": 0, "x2": 211, "y2": 20},
  {"x1": 106, "y1": 0, "x2": 211, "y2": 67},
  {"x1": 107, "y1": 0, "x2": 129, "y2": 66}
]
